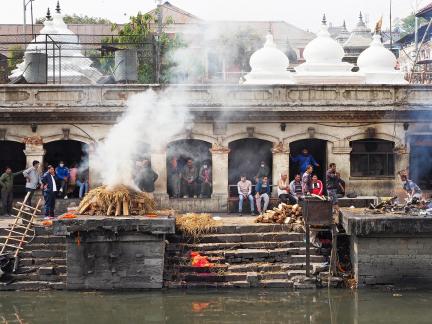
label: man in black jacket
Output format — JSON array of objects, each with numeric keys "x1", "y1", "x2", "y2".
[
  {"x1": 40, "y1": 165, "x2": 58, "y2": 219},
  {"x1": 136, "y1": 159, "x2": 158, "y2": 197}
]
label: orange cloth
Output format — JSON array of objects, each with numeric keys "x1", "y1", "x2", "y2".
[{"x1": 191, "y1": 252, "x2": 214, "y2": 267}]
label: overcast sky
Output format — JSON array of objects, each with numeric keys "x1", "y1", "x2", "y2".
[{"x1": 1, "y1": 0, "x2": 428, "y2": 32}]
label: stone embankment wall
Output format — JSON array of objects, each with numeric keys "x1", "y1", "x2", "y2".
[{"x1": 343, "y1": 210, "x2": 432, "y2": 287}]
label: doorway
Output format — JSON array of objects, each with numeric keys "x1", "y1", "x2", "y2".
[{"x1": 289, "y1": 139, "x2": 327, "y2": 183}]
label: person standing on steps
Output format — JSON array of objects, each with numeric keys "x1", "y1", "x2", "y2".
[
  {"x1": 41, "y1": 165, "x2": 58, "y2": 219},
  {"x1": 291, "y1": 148, "x2": 320, "y2": 175},
  {"x1": 23, "y1": 160, "x2": 41, "y2": 207},
  {"x1": 0, "y1": 166, "x2": 24, "y2": 217}
]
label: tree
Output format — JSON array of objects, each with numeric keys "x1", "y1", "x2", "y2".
[
  {"x1": 36, "y1": 14, "x2": 112, "y2": 25},
  {"x1": 104, "y1": 11, "x2": 186, "y2": 83},
  {"x1": 7, "y1": 45, "x2": 24, "y2": 71},
  {"x1": 400, "y1": 13, "x2": 427, "y2": 37}
]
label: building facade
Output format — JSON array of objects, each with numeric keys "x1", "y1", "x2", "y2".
[{"x1": 1, "y1": 84, "x2": 431, "y2": 212}]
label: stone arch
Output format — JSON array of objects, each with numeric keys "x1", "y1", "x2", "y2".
[
  {"x1": 223, "y1": 132, "x2": 279, "y2": 147},
  {"x1": 283, "y1": 132, "x2": 339, "y2": 146},
  {"x1": 228, "y1": 138, "x2": 273, "y2": 192},
  {"x1": 166, "y1": 139, "x2": 213, "y2": 198},
  {"x1": 346, "y1": 131, "x2": 402, "y2": 144},
  {"x1": 43, "y1": 139, "x2": 89, "y2": 170},
  {"x1": 43, "y1": 133, "x2": 94, "y2": 145},
  {"x1": 167, "y1": 132, "x2": 217, "y2": 147},
  {"x1": 0, "y1": 140, "x2": 26, "y2": 194}
]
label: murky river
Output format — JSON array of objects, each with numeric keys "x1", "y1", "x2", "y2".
[{"x1": 0, "y1": 289, "x2": 431, "y2": 323}]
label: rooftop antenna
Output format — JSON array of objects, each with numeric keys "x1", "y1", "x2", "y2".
[{"x1": 56, "y1": 1, "x2": 61, "y2": 14}]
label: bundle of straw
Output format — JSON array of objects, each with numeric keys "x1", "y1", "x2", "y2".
[{"x1": 175, "y1": 213, "x2": 220, "y2": 239}]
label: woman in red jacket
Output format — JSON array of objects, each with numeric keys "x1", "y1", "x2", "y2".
[{"x1": 311, "y1": 175, "x2": 323, "y2": 196}]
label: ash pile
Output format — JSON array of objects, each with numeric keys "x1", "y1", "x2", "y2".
[{"x1": 368, "y1": 196, "x2": 432, "y2": 216}]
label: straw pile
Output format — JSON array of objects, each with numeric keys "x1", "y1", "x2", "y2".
[
  {"x1": 176, "y1": 213, "x2": 220, "y2": 239},
  {"x1": 77, "y1": 185, "x2": 156, "y2": 216},
  {"x1": 255, "y1": 203, "x2": 305, "y2": 233}
]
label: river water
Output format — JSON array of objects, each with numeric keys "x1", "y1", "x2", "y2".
[{"x1": 0, "y1": 289, "x2": 431, "y2": 323}]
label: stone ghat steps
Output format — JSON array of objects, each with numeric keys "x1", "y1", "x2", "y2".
[
  {"x1": 0, "y1": 225, "x2": 67, "y2": 291},
  {"x1": 169, "y1": 232, "x2": 305, "y2": 244},
  {"x1": 164, "y1": 225, "x2": 327, "y2": 289},
  {"x1": 167, "y1": 240, "x2": 305, "y2": 252}
]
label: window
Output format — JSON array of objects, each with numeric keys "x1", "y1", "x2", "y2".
[{"x1": 350, "y1": 139, "x2": 395, "y2": 177}]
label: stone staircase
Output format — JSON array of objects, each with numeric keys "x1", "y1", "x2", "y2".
[
  {"x1": 164, "y1": 224, "x2": 329, "y2": 289},
  {"x1": 0, "y1": 225, "x2": 67, "y2": 291}
]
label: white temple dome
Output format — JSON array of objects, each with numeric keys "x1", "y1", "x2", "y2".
[
  {"x1": 10, "y1": 2, "x2": 103, "y2": 84},
  {"x1": 242, "y1": 34, "x2": 294, "y2": 84},
  {"x1": 357, "y1": 34, "x2": 397, "y2": 72},
  {"x1": 357, "y1": 34, "x2": 407, "y2": 84},
  {"x1": 303, "y1": 19, "x2": 345, "y2": 64},
  {"x1": 249, "y1": 34, "x2": 289, "y2": 73}
]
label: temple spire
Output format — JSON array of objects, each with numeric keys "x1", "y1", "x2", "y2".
[
  {"x1": 56, "y1": 1, "x2": 61, "y2": 14},
  {"x1": 322, "y1": 14, "x2": 327, "y2": 25},
  {"x1": 359, "y1": 11, "x2": 363, "y2": 23},
  {"x1": 46, "y1": 8, "x2": 52, "y2": 20},
  {"x1": 343, "y1": 20, "x2": 347, "y2": 30}
]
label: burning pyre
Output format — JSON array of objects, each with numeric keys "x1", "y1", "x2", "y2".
[{"x1": 77, "y1": 185, "x2": 156, "y2": 216}]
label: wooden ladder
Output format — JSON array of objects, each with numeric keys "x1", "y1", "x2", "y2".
[{"x1": 0, "y1": 192, "x2": 42, "y2": 270}]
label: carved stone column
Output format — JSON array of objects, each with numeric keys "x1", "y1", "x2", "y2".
[
  {"x1": 271, "y1": 142, "x2": 290, "y2": 197},
  {"x1": 23, "y1": 136, "x2": 45, "y2": 168},
  {"x1": 330, "y1": 141, "x2": 352, "y2": 180},
  {"x1": 210, "y1": 143, "x2": 230, "y2": 211}
]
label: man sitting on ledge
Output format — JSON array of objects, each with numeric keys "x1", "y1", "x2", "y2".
[{"x1": 237, "y1": 175, "x2": 255, "y2": 216}]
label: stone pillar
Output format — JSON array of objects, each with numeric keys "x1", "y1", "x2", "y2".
[
  {"x1": 23, "y1": 136, "x2": 45, "y2": 168},
  {"x1": 210, "y1": 144, "x2": 230, "y2": 212},
  {"x1": 151, "y1": 148, "x2": 169, "y2": 208},
  {"x1": 87, "y1": 142, "x2": 99, "y2": 188},
  {"x1": 271, "y1": 142, "x2": 290, "y2": 197},
  {"x1": 330, "y1": 141, "x2": 351, "y2": 181}
]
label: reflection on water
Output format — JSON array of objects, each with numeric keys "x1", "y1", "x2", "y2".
[{"x1": 0, "y1": 289, "x2": 432, "y2": 324}]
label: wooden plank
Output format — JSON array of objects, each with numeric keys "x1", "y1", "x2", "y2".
[
  {"x1": 3, "y1": 228, "x2": 33, "y2": 237},
  {"x1": 0, "y1": 243, "x2": 23, "y2": 250},
  {"x1": 0, "y1": 236, "x2": 29, "y2": 243},
  {"x1": 123, "y1": 198, "x2": 130, "y2": 216}
]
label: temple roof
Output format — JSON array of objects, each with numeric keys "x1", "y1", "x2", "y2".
[{"x1": 343, "y1": 13, "x2": 372, "y2": 49}]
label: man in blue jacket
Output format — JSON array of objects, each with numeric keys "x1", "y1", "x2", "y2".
[
  {"x1": 291, "y1": 148, "x2": 320, "y2": 174},
  {"x1": 41, "y1": 165, "x2": 58, "y2": 219},
  {"x1": 55, "y1": 161, "x2": 70, "y2": 199}
]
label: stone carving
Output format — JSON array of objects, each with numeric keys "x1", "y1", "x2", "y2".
[
  {"x1": 210, "y1": 143, "x2": 230, "y2": 154},
  {"x1": 62, "y1": 128, "x2": 70, "y2": 140},
  {"x1": 394, "y1": 144, "x2": 408, "y2": 155},
  {"x1": 23, "y1": 136, "x2": 43, "y2": 145},
  {"x1": 271, "y1": 142, "x2": 289, "y2": 154}
]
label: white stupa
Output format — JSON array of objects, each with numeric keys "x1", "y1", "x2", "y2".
[
  {"x1": 295, "y1": 15, "x2": 364, "y2": 84},
  {"x1": 242, "y1": 34, "x2": 294, "y2": 84},
  {"x1": 10, "y1": 2, "x2": 103, "y2": 84},
  {"x1": 357, "y1": 34, "x2": 408, "y2": 84}
]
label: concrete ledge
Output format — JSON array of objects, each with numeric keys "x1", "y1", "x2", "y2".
[
  {"x1": 53, "y1": 216, "x2": 176, "y2": 236},
  {"x1": 342, "y1": 210, "x2": 432, "y2": 236}
]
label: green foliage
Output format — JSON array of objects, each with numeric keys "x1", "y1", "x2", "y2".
[
  {"x1": 36, "y1": 14, "x2": 112, "y2": 25},
  {"x1": 400, "y1": 13, "x2": 427, "y2": 37},
  {"x1": 104, "y1": 11, "x2": 186, "y2": 83},
  {"x1": 7, "y1": 45, "x2": 24, "y2": 71}
]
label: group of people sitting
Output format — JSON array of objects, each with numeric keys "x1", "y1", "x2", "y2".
[{"x1": 236, "y1": 162, "x2": 344, "y2": 216}]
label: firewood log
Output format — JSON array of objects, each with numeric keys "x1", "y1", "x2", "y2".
[
  {"x1": 123, "y1": 198, "x2": 130, "y2": 216},
  {"x1": 115, "y1": 200, "x2": 122, "y2": 216},
  {"x1": 107, "y1": 203, "x2": 114, "y2": 216}
]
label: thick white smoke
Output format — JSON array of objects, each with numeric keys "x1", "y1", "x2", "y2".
[{"x1": 92, "y1": 88, "x2": 191, "y2": 188}]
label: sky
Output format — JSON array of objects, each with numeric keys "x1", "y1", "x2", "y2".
[{"x1": 1, "y1": 0, "x2": 428, "y2": 32}]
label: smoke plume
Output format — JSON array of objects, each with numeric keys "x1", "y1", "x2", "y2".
[{"x1": 92, "y1": 88, "x2": 191, "y2": 188}]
